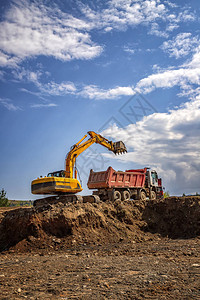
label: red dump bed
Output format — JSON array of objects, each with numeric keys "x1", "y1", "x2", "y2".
[{"x1": 87, "y1": 166, "x2": 147, "y2": 189}]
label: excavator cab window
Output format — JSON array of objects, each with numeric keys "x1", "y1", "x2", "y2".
[{"x1": 47, "y1": 170, "x2": 65, "y2": 177}]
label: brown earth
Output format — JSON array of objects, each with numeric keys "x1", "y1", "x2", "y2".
[{"x1": 0, "y1": 196, "x2": 200, "y2": 299}]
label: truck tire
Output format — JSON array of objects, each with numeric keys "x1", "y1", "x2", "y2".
[
  {"x1": 150, "y1": 191, "x2": 156, "y2": 200},
  {"x1": 121, "y1": 190, "x2": 130, "y2": 201},
  {"x1": 113, "y1": 190, "x2": 121, "y2": 201},
  {"x1": 140, "y1": 191, "x2": 146, "y2": 201}
]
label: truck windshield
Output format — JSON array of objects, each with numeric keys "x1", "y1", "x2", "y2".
[{"x1": 151, "y1": 172, "x2": 158, "y2": 182}]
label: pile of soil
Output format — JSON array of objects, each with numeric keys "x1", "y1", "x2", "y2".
[
  {"x1": 0, "y1": 196, "x2": 199, "y2": 253},
  {"x1": 142, "y1": 196, "x2": 200, "y2": 238}
]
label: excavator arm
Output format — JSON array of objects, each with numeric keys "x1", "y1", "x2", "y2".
[{"x1": 65, "y1": 131, "x2": 127, "y2": 178}]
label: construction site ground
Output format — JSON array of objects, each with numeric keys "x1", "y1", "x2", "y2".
[{"x1": 0, "y1": 196, "x2": 200, "y2": 299}]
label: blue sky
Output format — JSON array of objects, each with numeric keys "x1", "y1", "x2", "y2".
[{"x1": 0, "y1": 0, "x2": 200, "y2": 199}]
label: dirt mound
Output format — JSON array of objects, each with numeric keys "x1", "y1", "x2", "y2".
[
  {"x1": 0, "y1": 200, "x2": 147, "y2": 252},
  {"x1": 143, "y1": 196, "x2": 200, "y2": 238},
  {"x1": 0, "y1": 196, "x2": 199, "y2": 252}
]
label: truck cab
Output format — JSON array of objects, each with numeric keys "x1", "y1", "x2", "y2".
[{"x1": 145, "y1": 170, "x2": 163, "y2": 199}]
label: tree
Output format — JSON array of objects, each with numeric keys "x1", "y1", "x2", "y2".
[{"x1": 0, "y1": 189, "x2": 9, "y2": 207}]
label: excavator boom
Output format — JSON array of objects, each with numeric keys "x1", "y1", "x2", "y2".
[{"x1": 31, "y1": 131, "x2": 127, "y2": 195}]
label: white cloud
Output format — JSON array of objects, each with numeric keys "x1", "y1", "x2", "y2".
[
  {"x1": 0, "y1": 0, "x2": 196, "y2": 68},
  {"x1": 79, "y1": 85, "x2": 135, "y2": 99},
  {"x1": 136, "y1": 67, "x2": 200, "y2": 94},
  {"x1": 13, "y1": 68, "x2": 77, "y2": 96},
  {"x1": 164, "y1": 1, "x2": 178, "y2": 9},
  {"x1": 123, "y1": 46, "x2": 135, "y2": 54},
  {"x1": 100, "y1": 0, "x2": 167, "y2": 30},
  {"x1": 136, "y1": 45, "x2": 200, "y2": 95},
  {"x1": 15, "y1": 40, "x2": 200, "y2": 101},
  {"x1": 102, "y1": 96, "x2": 200, "y2": 194},
  {"x1": 95, "y1": 0, "x2": 195, "y2": 36},
  {"x1": 39, "y1": 81, "x2": 77, "y2": 96},
  {"x1": 14, "y1": 69, "x2": 42, "y2": 83},
  {"x1": 17, "y1": 42, "x2": 200, "y2": 100},
  {"x1": 31, "y1": 103, "x2": 57, "y2": 108},
  {"x1": 0, "y1": 50, "x2": 21, "y2": 68},
  {"x1": 149, "y1": 22, "x2": 169, "y2": 38},
  {"x1": 161, "y1": 33, "x2": 199, "y2": 59},
  {"x1": 177, "y1": 10, "x2": 196, "y2": 22},
  {"x1": 16, "y1": 67, "x2": 135, "y2": 99},
  {"x1": 166, "y1": 23, "x2": 179, "y2": 32},
  {"x1": 0, "y1": 97, "x2": 21, "y2": 111},
  {"x1": 84, "y1": 0, "x2": 180, "y2": 38},
  {"x1": 0, "y1": 0, "x2": 103, "y2": 67}
]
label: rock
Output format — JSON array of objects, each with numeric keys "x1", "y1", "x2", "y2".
[{"x1": 52, "y1": 238, "x2": 61, "y2": 244}]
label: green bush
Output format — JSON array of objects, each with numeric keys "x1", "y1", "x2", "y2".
[
  {"x1": 0, "y1": 189, "x2": 9, "y2": 207},
  {"x1": 164, "y1": 191, "x2": 170, "y2": 198}
]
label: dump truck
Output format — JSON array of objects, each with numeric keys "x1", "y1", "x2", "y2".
[
  {"x1": 87, "y1": 167, "x2": 163, "y2": 201},
  {"x1": 32, "y1": 131, "x2": 127, "y2": 207}
]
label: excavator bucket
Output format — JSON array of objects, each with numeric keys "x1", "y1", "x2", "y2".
[{"x1": 113, "y1": 141, "x2": 127, "y2": 154}]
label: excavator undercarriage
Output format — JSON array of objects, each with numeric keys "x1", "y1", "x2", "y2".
[{"x1": 33, "y1": 194, "x2": 101, "y2": 208}]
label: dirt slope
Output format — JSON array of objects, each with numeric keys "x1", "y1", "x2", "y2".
[{"x1": 0, "y1": 196, "x2": 199, "y2": 253}]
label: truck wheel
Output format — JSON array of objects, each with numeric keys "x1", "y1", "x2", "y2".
[
  {"x1": 113, "y1": 191, "x2": 121, "y2": 201},
  {"x1": 140, "y1": 191, "x2": 146, "y2": 201},
  {"x1": 121, "y1": 190, "x2": 130, "y2": 201},
  {"x1": 150, "y1": 191, "x2": 156, "y2": 200}
]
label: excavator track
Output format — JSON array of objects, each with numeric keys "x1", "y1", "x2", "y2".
[{"x1": 33, "y1": 194, "x2": 100, "y2": 208}]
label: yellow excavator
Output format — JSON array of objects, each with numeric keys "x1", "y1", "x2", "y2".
[{"x1": 31, "y1": 131, "x2": 127, "y2": 197}]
